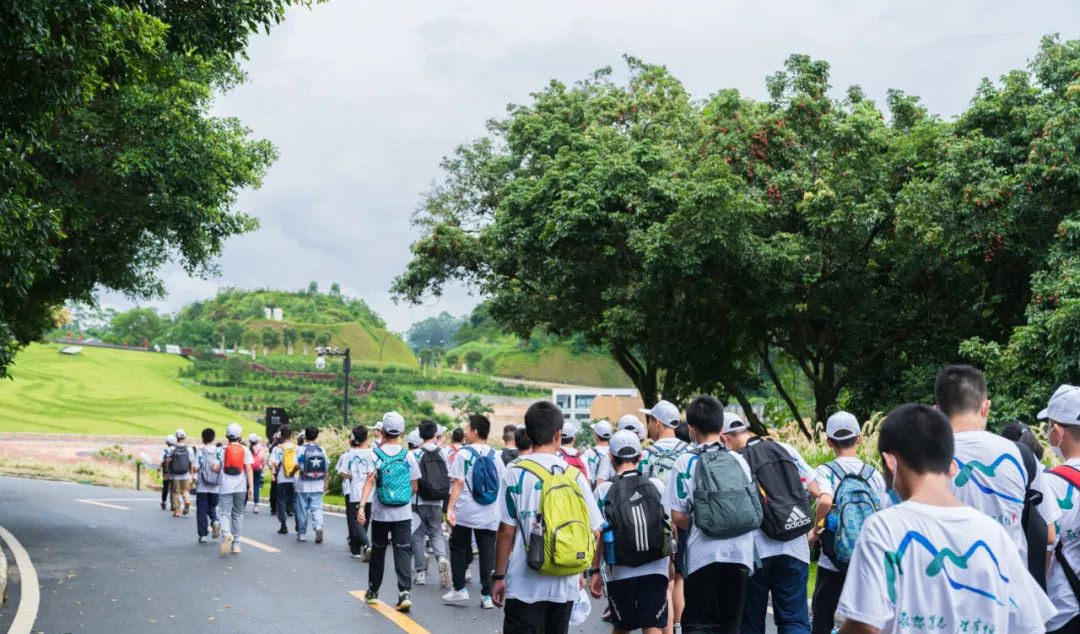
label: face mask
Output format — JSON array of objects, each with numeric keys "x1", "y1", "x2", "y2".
[{"x1": 1050, "y1": 426, "x2": 1065, "y2": 460}]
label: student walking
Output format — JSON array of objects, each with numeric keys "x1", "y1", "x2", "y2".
[
  {"x1": 582, "y1": 420, "x2": 612, "y2": 485},
  {"x1": 556, "y1": 421, "x2": 587, "y2": 476},
  {"x1": 295, "y1": 426, "x2": 328, "y2": 544},
  {"x1": 836, "y1": 404, "x2": 1055, "y2": 633},
  {"x1": 444, "y1": 414, "x2": 506, "y2": 607},
  {"x1": 270, "y1": 425, "x2": 299, "y2": 535},
  {"x1": 1037, "y1": 385, "x2": 1080, "y2": 634},
  {"x1": 359, "y1": 411, "x2": 421, "y2": 612},
  {"x1": 218, "y1": 423, "x2": 254, "y2": 556},
  {"x1": 339, "y1": 425, "x2": 372, "y2": 558},
  {"x1": 195, "y1": 428, "x2": 222, "y2": 544},
  {"x1": 249, "y1": 434, "x2": 267, "y2": 513},
  {"x1": 589, "y1": 430, "x2": 672, "y2": 634},
  {"x1": 663, "y1": 397, "x2": 759, "y2": 634},
  {"x1": 161, "y1": 435, "x2": 175, "y2": 510},
  {"x1": 501, "y1": 425, "x2": 520, "y2": 466},
  {"x1": 411, "y1": 420, "x2": 450, "y2": 587},
  {"x1": 268, "y1": 431, "x2": 280, "y2": 516},
  {"x1": 492, "y1": 401, "x2": 604, "y2": 634},
  {"x1": 167, "y1": 429, "x2": 196, "y2": 517}
]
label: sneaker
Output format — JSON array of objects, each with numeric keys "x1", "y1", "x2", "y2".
[
  {"x1": 442, "y1": 588, "x2": 469, "y2": 602},
  {"x1": 438, "y1": 557, "x2": 451, "y2": 588},
  {"x1": 297, "y1": 533, "x2": 307, "y2": 542},
  {"x1": 277, "y1": 525, "x2": 288, "y2": 535},
  {"x1": 253, "y1": 507, "x2": 259, "y2": 514},
  {"x1": 351, "y1": 553, "x2": 365, "y2": 560},
  {"x1": 315, "y1": 528, "x2": 323, "y2": 544},
  {"x1": 464, "y1": 568, "x2": 473, "y2": 583},
  {"x1": 220, "y1": 532, "x2": 234, "y2": 556},
  {"x1": 364, "y1": 589, "x2": 378, "y2": 604},
  {"x1": 231, "y1": 543, "x2": 241, "y2": 554},
  {"x1": 211, "y1": 520, "x2": 221, "y2": 539},
  {"x1": 395, "y1": 592, "x2": 412, "y2": 612},
  {"x1": 182, "y1": 503, "x2": 190, "y2": 516},
  {"x1": 480, "y1": 595, "x2": 495, "y2": 609},
  {"x1": 362, "y1": 547, "x2": 372, "y2": 562},
  {"x1": 161, "y1": 501, "x2": 166, "y2": 510},
  {"x1": 172, "y1": 511, "x2": 180, "y2": 518},
  {"x1": 198, "y1": 535, "x2": 208, "y2": 544},
  {"x1": 414, "y1": 571, "x2": 427, "y2": 586}
]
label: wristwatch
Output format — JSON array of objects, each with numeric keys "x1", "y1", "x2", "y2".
[
  {"x1": 586, "y1": 568, "x2": 601, "y2": 577},
  {"x1": 491, "y1": 571, "x2": 507, "y2": 581}
]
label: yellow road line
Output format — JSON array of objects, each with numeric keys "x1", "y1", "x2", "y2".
[
  {"x1": 0, "y1": 525, "x2": 41, "y2": 634},
  {"x1": 237, "y1": 536, "x2": 280, "y2": 553},
  {"x1": 349, "y1": 590, "x2": 431, "y2": 634},
  {"x1": 76, "y1": 499, "x2": 129, "y2": 510}
]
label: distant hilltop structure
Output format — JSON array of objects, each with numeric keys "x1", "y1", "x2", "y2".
[{"x1": 263, "y1": 306, "x2": 284, "y2": 321}]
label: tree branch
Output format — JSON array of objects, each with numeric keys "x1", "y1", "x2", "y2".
[{"x1": 759, "y1": 343, "x2": 812, "y2": 441}]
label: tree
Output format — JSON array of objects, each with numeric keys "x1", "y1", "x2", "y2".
[
  {"x1": 329, "y1": 282, "x2": 341, "y2": 296},
  {"x1": 418, "y1": 348, "x2": 435, "y2": 368},
  {"x1": 406, "y1": 312, "x2": 463, "y2": 352},
  {"x1": 445, "y1": 352, "x2": 460, "y2": 370},
  {"x1": 0, "y1": 1, "x2": 305, "y2": 378},
  {"x1": 450, "y1": 394, "x2": 494, "y2": 423},
  {"x1": 464, "y1": 351, "x2": 483, "y2": 373},
  {"x1": 242, "y1": 330, "x2": 260, "y2": 360},
  {"x1": 307, "y1": 281, "x2": 319, "y2": 295},
  {"x1": 481, "y1": 357, "x2": 496, "y2": 375},
  {"x1": 300, "y1": 329, "x2": 316, "y2": 356},
  {"x1": 222, "y1": 320, "x2": 245, "y2": 352},
  {"x1": 315, "y1": 331, "x2": 332, "y2": 348},
  {"x1": 109, "y1": 308, "x2": 167, "y2": 347},
  {"x1": 282, "y1": 327, "x2": 298, "y2": 355},
  {"x1": 261, "y1": 327, "x2": 280, "y2": 356}
]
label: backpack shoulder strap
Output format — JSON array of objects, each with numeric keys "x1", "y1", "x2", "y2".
[
  {"x1": 515, "y1": 458, "x2": 552, "y2": 484},
  {"x1": 1014, "y1": 441, "x2": 1037, "y2": 488},
  {"x1": 857, "y1": 463, "x2": 876, "y2": 481},
  {"x1": 464, "y1": 446, "x2": 481, "y2": 459},
  {"x1": 825, "y1": 461, "x2": 846, "y2": 483},
  {"x1": 1050, "y1": 465, "x2": 1080, "y2": 489}
]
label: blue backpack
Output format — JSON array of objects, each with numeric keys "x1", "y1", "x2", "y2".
[
  {"x1": 300, "y1": 444, "x2": 327, "y2": 481},
  {"x1": 375, "y1": 447, "x2": 412, "y2": 507},
  {"x1": 465, "y1": 446, "x2": 499, "y2": 506},
  {"x1": 823, "y1": 463, "x2": 880, "y2": 566}
]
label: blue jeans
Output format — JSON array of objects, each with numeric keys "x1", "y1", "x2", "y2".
[
  {"x1": 741, "y1": 554, "x2": 811, "y2": 634},
  {"x1": 251, "y1": 469, "x2": 263, "y2": 506},
  {"x1": 296, "y1": 491, "x2": 324, "y2": 535},
  {"x1": 195, "y1": 492, "x2": 219, "y2": 537}
]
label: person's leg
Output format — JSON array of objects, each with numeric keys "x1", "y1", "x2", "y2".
[
  {"x1": 180, "y1": 479, "x2": 191, "y2": 511},
  {"x1": 683, "y1": 563, "x2": 748, "y2": 634},
  {"x1": 229, "y1": 491, "x2": 245, "y2": 538},
  {"x1": 635, "y1": 575, "x2": 670, "y2": 634},
  {"x1": 390, "y1": 519, "x2": 414, "y2": 592},
  {"x1": 810, "y1": 568, "x2": 845, "y2": 634},
  {"x1": 768, "y1": 556, "x2": 810, "y2": 634},
  {"x1": 252, "y1": 470, "x2": 262, "y2": 507},
  {"x1": 288, "y1": 483, "x2": 297, "y2": 519},
  {"x1": 276, "y1": 482, "x2": 289, "y2": 529},
  {"x1": 208, "y1": 493, "x2": 219, "y2": 524},
  {"x1": 311, "y1": 491, "x2": 324, "y2": 540},
  {"x1": 423, "y1": 505, "x2": 448, "y2": 563},
  {"x1": 503, "y1": 598, "x2": 543, "y2": 634},
  {"x1": 541, "y1": 600, "x2": 574, "y2": 634},
  {"x1": 296, "y1": 492, "x2": 310, "y2": 536},
  {"x1": 161, "y1": 478, "x2": 169, "y2": 506},
  {"x1": 369, "y1": 520, "x2": 390, "y2": 592},
  {"x1": 449, "y1": 524, "x2": 471, "y2": 591},
  {"x1": 411, "y1": 514, "x2": 428, "y2": 574},
  {"x1": 218, "y1": 491, "x2": 234, "y2": 535},
  {"x1": 741, "y1": 557, "x2": 772, "y2": 634},
  {"x1": 673, "y1": 528, "x2": 688, "y2": 626},
  {"x1": 196, "y1": 492, "x2": 209, "y2": 537},
  {"x1": 269, "y1": 479, "x2": 277, "y2": 514},
  {"x1": 169, "y1": 479, "x2": 180, "y2": 512},
  {"x1": 346, "y1": 501, "x2": 362, "y2": 554},
  {"x1": 475, "y1": 528, "x2": 496, "y2": 597}
]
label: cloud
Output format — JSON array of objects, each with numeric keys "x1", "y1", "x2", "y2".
[{"x1": 97, "y1": 0, "x2": 1080, "y2": 331}]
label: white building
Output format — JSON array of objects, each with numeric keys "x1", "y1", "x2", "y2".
[{"x1": 552, "y1": 387, "x2": 640, "y2": 422}]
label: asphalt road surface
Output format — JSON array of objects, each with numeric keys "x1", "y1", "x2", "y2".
[{"x1": 0, "y1": 476, "x2": 782, "y2": 634}]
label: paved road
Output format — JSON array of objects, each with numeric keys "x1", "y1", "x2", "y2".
[{"x1": 0, "y1": 476, "x2": 781, "y2": 634}]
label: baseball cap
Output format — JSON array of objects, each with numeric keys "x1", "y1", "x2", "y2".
[
  {"x1": 617, "y1": 414, "x2": 646, "y2": 440},
  {"x1": 166, "y1": 434, "x2": 176, "y2": 445},
  {"x1": 407, "y1": 429, "x2": 422, "y2": 448},
  {"x1": 226, "y1": 422, "x2": 243, "y2": 440},
  {"x1": 381, "y1": 411, "x2": 405, "y2": 436},
  {"x1": 1038, "y1": 384, "x2": 1080, "y2": 425},
  {"x1": 641, "y1": 400, "x2": 680, "y2": 427},
  {"x1": 175, "y1": 428, "x2": 186, "y2": 440},
  {"x1": 248, "y1": 433, "x2": 259, "y2": 443},
  {"x1": 721, "y1": 412, "x2": 747, "y2": 434},
  {"x1": 562, "y1": 421, "x2": 579, "y2": 439},
  {"x1": 437, "y1": 424, "x2": 447, "y2": 436},
  {"x1": 592, "y1": 420, "x2": 613, "y2": 439},
  {"x1": 609, "y1": 430, "x2": 642, "y2": 458},
  {"x1": 826, "y1": 412, "x2": 861, "y2": 440}
]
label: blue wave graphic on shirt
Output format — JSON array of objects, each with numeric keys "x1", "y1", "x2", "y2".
[
  {"x1": 952, "y1": 455, "x2": 1025, "y2": 504},
  {"x1": 885, "y1": 530, "x2": 1010, "y2": 605}
]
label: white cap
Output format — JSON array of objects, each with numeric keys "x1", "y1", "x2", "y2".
[
  {"x1": 592, "y1": 420, "x2": 613, "y2": 439},
  {"x1": 721, "y1": 412, "x2": 747, "y2": 434},
  {"x1": 381, "y1": 411, "x2": 405, "y2": 436},
  {"x1": 226, "y1": 423, "x2": 243, "y2": 440},
  {"x1": 561, "y1": 421, "x2": 579, "y2": 439},
  {"x1": 407, "y1": 429, "x2": 422, "y2": 448},
  {"x1": 1038, "y1": 384, "x2": 1080, "y2": 425},
  {"x1": 437, "y1": 424, "x2": 447, "y2": 436},
  {"x1": 617, "y1": 415, "x2": 646, "y2": 440},
  {"x1": 371, "y1": 420, "x2": 384, "y2": 432},
  {"x1": 175, "y1": 428, "x2": 186, "y2": 440},
  {"x1": 641, "y1": 400, "x2": 680, "y2": 427},
  {"x1": 166, "y1": 434, "x2": 177, "y2": 445},
  {"x1": 248, "y1": 433, "x2": 259, "y2": 443},
  {"x1": 826, "y1": 411, "x2": 861, "y2": 440},
  {"x1": 609, "y1": 430, "x2": 642, "y2": 458}
]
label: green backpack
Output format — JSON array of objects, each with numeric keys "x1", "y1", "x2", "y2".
[
  {"x1": 689, "y1": 445, "x2": 762, "y2": 539},
  {"x1": 516, "y1": 460, "x2": 596, "y2": 576}
]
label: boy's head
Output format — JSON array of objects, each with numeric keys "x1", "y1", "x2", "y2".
[
  {"x1": 407, "y1": 429, "x2": 422, "y2": 449},
  {"x1": 524, "y1": 401, "x2": 564, "y2": 447},
  {"x1": 419, "y1": 419, "x2": 438, "y2": 442},
  {"x1": 720, "y1": 412, "x2": 749, "y2": 449},
  {"x1": 934, "y1": 364, "x2": 989, "y2": 420},
  {"x1": 825, "y1": 411, "x2": 861, "y2": 451},
  {"x1": 467, "y1": 414, "x2": 491, "y2": 443},
  {"x1": 381, "y1": 411, "x2": 405, "y2": 441},
  {"x1": 560, "y1": 421, "x2": 577, "y2": 446},
  {"x1": 201, "y1": 428, "x2": 216, "y2": 444},
  {"x1": 226, "y1": 422, "x2": 243, "y2": 442},
  {"x1": 641, "y1": 400, "x2": 680, "y2": 439},
  {"x1": 686, "y1": 396, "x2": 725, "y2": 437},
  {"x1": 514, "y1": 427, "x2": 532, "y2": 454},
  {"x1": 279, "y1": 424, "x2": 292, "y2": 440},
  {"x1": 878, "y1": 403, "x2": 954, "y2": 499},
  {"x1": 592, "y1": 420, "x2": 612, "y2": 444},
  {"x1": 305, "y1": 426, "x2": 318, "y2": 442},
  {"x1": 609, "y1": 430, "x2": 642, "y2": 470},
  {"x1": 451, "y1": 427, "x2": 465, "y2": 444},
  {"x1": 1038, "y1": 384, "x2": 1080, "y2": 458},
  {"x1": 503, "y1": 424, "x2": 517, "y2": 447},
  {"x1": 350, "y1": 425, "x2": 368, "y2": 447}
]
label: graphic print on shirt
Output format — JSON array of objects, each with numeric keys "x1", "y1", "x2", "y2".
[
  {"x1": 884, "y1": 531, "x2": 1011, "y2": 606},
  {"x1": 1057, "y1": 482, "x2": 1076, "y2": 512},
  {"x1": 952, "y1": 454, "x2": 1026, "y2": 504}
]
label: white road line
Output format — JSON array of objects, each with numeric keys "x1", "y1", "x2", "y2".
[
  {"x1": 0, "y1": 525, "x2": 40, "y2": 634},
  {"x1": 75, "y1": 499, "x2": 130, "y2": 510}
]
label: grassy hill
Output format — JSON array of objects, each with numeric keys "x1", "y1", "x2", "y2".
[
  {"x1": 450, "y1": 336, "x2": 632, "y2": 387},
  {"x1": 0, "y1": 343, "x2": 237, "y2": 435},
  {"x1": 247, "y1": 319, "x2": 416, "y2": 366}
]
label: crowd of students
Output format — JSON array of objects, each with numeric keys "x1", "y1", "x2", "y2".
[{"x1": 156, "y1": 363, "x2": 1080, "y2": 634}]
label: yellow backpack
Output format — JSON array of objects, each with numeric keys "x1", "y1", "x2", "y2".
[
  {"x1": 281, "y1": 445, "x2": 298, "y2": 477},
  {"x1": 517, "y1": 461, "x2": 595, "y2": 576}
]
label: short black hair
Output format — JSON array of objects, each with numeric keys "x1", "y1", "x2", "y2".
[
  {"x1": 830, "y1": 436, "x2": 858, "y2": 450},
  {"x1": 351, "y1": 425, "x2": 368, "y2": 446},
  {"x1": 419, "y1": 419, "x2": 438, "y2": 441},
  {"x1": 612, "y1": 455, "x2": 641, "y2": 467},
  {"x1": 1001, "y1": 421, "x2": 1044, "y2": 460},
  {"x1": 934, "y1": 365, "x2": 987, "y2": 417},
  {"x1": 469, "y1": 414, "x2": 491, "y2": 440},
  {"x1": 524, "y1": 401, "x2": 563, "y2": 447},
  {"x1": 201, "y1": 428, "x2": 215, "y2": 443},
  {"x1": 451, "y1": 427, "x2": 465, "y2": 443},
  {"x1": 878, "y1": 403, "x2": 954, "y2": 475},
  {"x1": 514, "y1": 427, "x2": 532, "y2": 451},
  {"x1": 561, "y1": 433, "x2": 574, "y2": 445},
  {"x1": 279, "y1": 424, "x2": 292, "y2": 439},
  {"x1": 305, "y1": 426, "x2": 319, "y2": 442},
  {"x1": 674, "y1": 422, "x2": 691, "y2": 443},
  {"x1": 503, "y1": 424, "x2": 517, "y2": 442},
  {"x1": 686, "y1": 396, "x2": 724, "y2": 435}
]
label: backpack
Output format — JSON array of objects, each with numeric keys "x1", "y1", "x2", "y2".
[
  {"x1": 557, "y1": 448, "x2": 586, "y2": 475},
  {"x1": 465, "y1": 446, "x2": 499, "y2": 506},
  {"x1": 169, "y1": 446, "x2": 191, "y2": 475},
  {"x1": 300, "y1": 444, "x2": 328, "y2": 481},
  {"x1": 1015, "y1": 441, "x2": 1048, "y2": 589},
  {"x1": 199, "y1": 447, "x2": 221, "y2": 486},
  {"x1": 374, "y1": 447, "x2": 413, "y2": 507},
  {"x1": 516, "y1": 460, "x2": 595, "y2": 576},
  {"x1": 822, "y1": 462, "x2": 881, "y2": 566},
  {"x1": 688, "y1": 445, "x2": 762, "y2": 538},
  {"x1": 222, "y1": 444, "x2": 245, "y2": 476},
  {"x1": 417, "y1": 447, "x2": 450, "y2": 501},
  {"x1": 1050, "y1": 465, "x2": 1080, "y2": 602},
  {"x1": 739, "y1": 438, "x2": 813, "y2": 541},
  {"x1": 501, "y1": 448, "x2": 519, "y2": 466},
  {"x1": 643, "y1": 441, "x2": 688, "y2": 484},
  {"x1": 281, "y1": 445, "x2": 298, "y2": 478},
  {"x1": 606, "y1": 473, "x2": 670, "y2": 567},
  {"x1": 251, "y1": 447, "x2": 263, "y2": 471}
]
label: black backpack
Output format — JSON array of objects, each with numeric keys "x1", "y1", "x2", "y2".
[
  {"x1": 1015, "y1": 441, "x2": 1048, "y2": 590},
  {"x1": 501, "y1": 448, "x2": 519, "y2": 466},
  {"x1": 417, "y1": 447, "x2": 450, "y2": 501},
  {"x1": 739, "y1": 437, "x2": 812, "y2": 541},
  {"x1": 169, "y1": 446, "x2": 191, "y2": 475},
  {"x1": 607, "y1": 472, "x2": 670, "y2": 567}
]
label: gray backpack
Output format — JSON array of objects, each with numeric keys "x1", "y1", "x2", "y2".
[
  {"x1": 199, "y1": 447, "x2": 221, "y2": 487},
  {"x1": 689, "y1": 445, "x2": 762, "y2": 538}
]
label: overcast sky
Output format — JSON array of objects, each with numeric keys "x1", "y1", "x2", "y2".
[{"x1": 99, "y1": 0, "x2": 1080, "y2": 332}]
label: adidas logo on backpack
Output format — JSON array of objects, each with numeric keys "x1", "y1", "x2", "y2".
[{"x1": 784, "y1": 506, "x2": 811, "y2": 531}]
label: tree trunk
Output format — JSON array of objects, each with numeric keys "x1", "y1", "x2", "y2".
[
  {"x1": 759, "y1": 345, "x2": 812, "y2": 441},
  {"x1": 723, "y1": 381, "x2": 769, "y2": 436},
  {"x1": 609, "y1": 345, "x2": 657, "y2": 407},
  {"x1": 302, "y1": 342, "x2": 308, "y2": 356}
]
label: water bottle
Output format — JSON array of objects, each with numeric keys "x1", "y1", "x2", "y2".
[
  {"x1": 602, "y1": 522, "x2": 616, "y2": 565},
  {"x1": 825, "y1": 511, "x2": 838, "y2": 532}
]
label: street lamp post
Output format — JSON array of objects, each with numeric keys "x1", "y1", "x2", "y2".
[{"x1": 316, "y1": 346, "x2": 351, "y2": 428}]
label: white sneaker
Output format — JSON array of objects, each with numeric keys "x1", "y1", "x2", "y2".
[
  {"x1": 297, "y1": 533, "x2": 307, "y2": 542},
  {"x1": 362, "y1": 547, "x2": 372, "y2": 562},
  {"x1": 211, "y1": 520, "x2": 221, "y2": 539},
  {"x1": 231, "y1": 543, "x2": 241, "y2": 554},
  {"x1": 438, "y1": 557, "x2": 451, "y2": 588},
  {"x1": 442, "y1": 588, "x2": 469, "y2": 602},
  {"x1": 351, "y1": 553, "x2": 365, "y2": 560},
  {"x1": 414, "y1": 571, "x2": 427, "y2": 586},
  {"x1": 464, "y1": 568, "x2": 473, "y2": 583},
  {"x1": 252, "y1": 506, "x2": 259, "y2": 514},
  {"x1": 480, "y1": 595, "x2": 494, "y2": 609},
  {"x1": 198, "y1": 536, "x2": 208, "y2": 544},
  {"x1": 220, "y1": 533, "x2": 233, "y2": 556}
]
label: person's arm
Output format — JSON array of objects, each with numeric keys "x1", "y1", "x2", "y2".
[
  {"x1": 357, "y1": 472, "x2": 376, "y2": 523},
  {"x1": 839, "y1": 621, "x2": 880, "y2": 634},
  {"x1": 492, "y1": 522, "x2": 516, "y2": 608},
  {"x1": 671, "y1": 509, "x2": 689, "y2": 531},
  {"x1": 1047, "y1": 523, "x2": 1057, "y2": 572},
  {"x1": 809, "y1": 492, "x2": 833, "y2": 546},
  {"x1": 587, "y1": 536, "x2": 605, "y2": 598},
  {"x1": 245, "y1": 463, "x2": 254, "y2": 500},
  {"x1": 446, "y1": 479, "x2": 465, "y2": 527}
]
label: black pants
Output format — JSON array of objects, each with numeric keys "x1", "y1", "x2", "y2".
[
  {"x1": 810, "y1": 567, "x2": 845, "y2": 634},
  {"x1": 161, "y1": 477, "x2": 169, "y2": 504},
  {"x1": 269, "y1": 479, "x2": 277, "y2": 514},
  {"x1": 450, "y1": 525, "x2": 495, "y2": 594},
  {"x1": 369, "y1": 519, "x2": 412, "y2": 593},
  {"x1": 345, "y1": 498, "x2": 370, "y2": 554},
  {"x1": 503, "y1": 598, "x2": 573, "y2": 634},
  {"x1": 276, "y1": 481, "x2": 296, "y2": 529},
  {"x1": 682, "y1": 562, "x2": 749, "y2": 634}
]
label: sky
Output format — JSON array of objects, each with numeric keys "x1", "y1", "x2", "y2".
[{"x1": 98, "y1": 0, "x2": 1080, "y2": 332}]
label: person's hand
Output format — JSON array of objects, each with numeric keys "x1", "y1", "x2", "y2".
[
  {"x1": 356, "y1": 508, "x2": 366, "y2": 525},
  {"x1": 588, "y1": 573, "x2": 603, "y2": 599},
  {"x1": 446, "y1": 509, "x2": 457, "y2": 528},
  {"x1": 492, "y1": 578, "x2": 506, "y2": 608}
]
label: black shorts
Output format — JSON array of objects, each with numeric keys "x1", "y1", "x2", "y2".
[
  {"x1": 607, "y1": 574, "x2": 669, "y2": 631},
  {"x1": 503, "y1": 598, "x2": 573, "y2": 634},
  {"x1": 674, "y1": 528, "x2": 689, "y2": 576}
]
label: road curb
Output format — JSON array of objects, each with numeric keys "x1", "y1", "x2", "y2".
[{"x1": 0, "y1": 538, "x2": 7, "y2": 608}]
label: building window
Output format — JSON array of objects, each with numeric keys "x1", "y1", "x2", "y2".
[
  {"x1": 555, "y1": 394, "x2": 572, "y2": 410},
  {"x1": 574, "y1": 394, "x2": 595, "y2": 410}
]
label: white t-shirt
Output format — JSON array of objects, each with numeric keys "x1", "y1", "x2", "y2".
[
  {"x1": 640, "y1": 437, "x2": 690, "y2": 483},
  {"x1": 412, "y1": 443, "x2": 447, "y2": 507},
  {"x1": 583, "y1": 445, "x2": 609, "y2": 484},
  {"x1": 442, "y1": 444, "x2": 463, "y2": 468},
  {"x1": 497, "y1": 453, "x2": 604, "y2": 604},
  {"x1": 595, "y1": 475, "x2": 671, "y2": 581},
  {"x1": 1045, "y1": 458, "x2": 1080, "y2": 631},
  {"x1": 169, "y1": 445, "x2": 195, "y2": 481},
  {"x1": 662, "y1": 443, "x2": 756, "y2": 575},
  {"x1": 813, "y1": 456, "x2": 890, "y2": 572},
  {"x1": 450, "y1": 443, "x2": 506, "y2": 530},
  {"x1": 195, "y1": 445, "x2": 221, "y2": 494},
  {"x1": 368, "y1": 444, "x2": 421, "y2": 523},
  {"x1": 295, "y1": 444, "x2": 328, "y2": 494},
  {"x1": 748, "y1": 440, "x2": 814, "y2": 564},
  {"x1": 269, "y1": 442, "x2": 298, "y2": 484},
  {"x1": 219, "y1": 444, "x2": 254, "y2": 495},
  {"x1": 950, "y1": 431, "x2": 1062, "y2": 560},
  {"x1": 338, "y1": 448, "x2": 372, "y2": 501},
  {"x1": 836, "y1": 501, "x2": 1055, "y2": 634}
]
